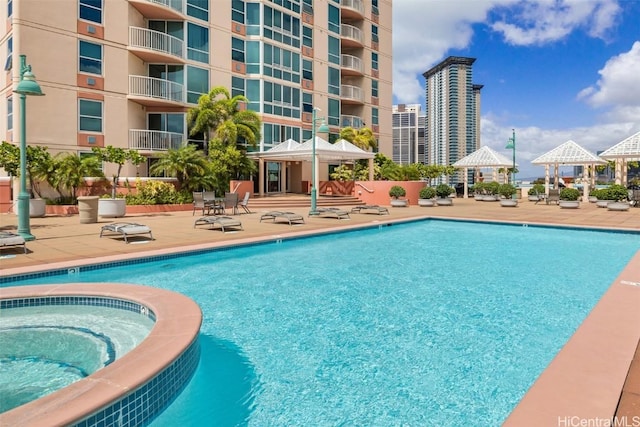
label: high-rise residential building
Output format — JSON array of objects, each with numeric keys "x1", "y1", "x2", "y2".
[
  {"x1": 391, "y1": 103, "x2": 424, "y2": 164},
  {"x1": 0, "y1": 0, "x2": 392, "y2": 194},
  {"x1": 423, "y1": 56, "x2": 482, "y2": 184}
]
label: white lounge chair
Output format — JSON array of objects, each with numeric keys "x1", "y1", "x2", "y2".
[
  {"x1": 259, "y1": 211, "x2": 305, "y2": 225},
  {"x1": 350, "y1": 205, "x2": 389, "y2": 215},
  {"x1": 100, "y1": 223, "x2": 153, "y2": 243},
  {"x1": 0, "y1": 231, "x2": 26, "y2": 253},
  {"x1": 316, "y1": 207, "x2": 350, "y2": 219},
  {"x1": 194, "y1": 216, "x2": 243, "y2": 232}
]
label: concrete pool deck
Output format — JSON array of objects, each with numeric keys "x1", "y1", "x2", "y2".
[{"x1": 1, "y1": 196, "x2": 639, "y2": 424}]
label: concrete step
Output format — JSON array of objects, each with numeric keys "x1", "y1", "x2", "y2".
[{"x1": 247, "y1": 195, "x2": 364, "y2": 209}]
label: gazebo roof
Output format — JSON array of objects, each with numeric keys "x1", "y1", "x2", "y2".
[
  {"x1": 267, "y1": 138, "x2": 300, "y2": 152},
  {"x1": 452, "y1": 145, "x2": 514, "y2": 168},
  {"x1": 248, "y1": 136, "x2": 374, "y2": 161},
  {"x1": 599, "y1": 131, "x2": 640, "y2": 159},
  {"x1": 531, "y1": 140, "x2": 605, "y2": 165}
]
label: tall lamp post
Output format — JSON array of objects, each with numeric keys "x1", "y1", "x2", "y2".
[
  {"x1": 310, "y1": 107, "x2": 329, "y2": 215},
  {"x1": 505, "y1": 128, "x2": 516, "y2": 186},
  {"x1": 14, "y1": 55, "x2": 45, "y2": 240}
]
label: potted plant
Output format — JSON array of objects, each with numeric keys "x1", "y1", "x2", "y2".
[
  {"x1": 472, "y1": 182, "x2": 486, "y2": 201},
  {"x1": 528, "y1": 183, "x2": 545, "y2": 202},
  {"x1": 558, "y1": 187, "x2": 581, "y2": 209},
  {"x1": 435, "y1": 183, "x2": 454, "y2": 206},
  {"x1": 498, "y1": 183, "x2": 518, "y2": 207},
  {"x1": 418, "y1": 186, "x2": 437, "y2": 207},
  {"x1": 588, "y1": 188, "x2": 598, "y2": 203},
  {"x1": 606, "y1": 184, "x2": 631, "y2": 211},
  {"x1": 92, "y1": 146, "x2": 145, "y2": 217},
  {"x1": 483, "y1": 181, "x2": 500, "y2": 201},
  {"x1": 389, "y1": 185, "x2": 408, "y2": 207}
]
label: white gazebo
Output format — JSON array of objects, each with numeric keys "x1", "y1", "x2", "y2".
[
  {"x1": 452, "y1": 146, "x2": 515, "y2": 198},
  {"x1": 598, "y1": 131, "x2": 640, "y2": 186},
  {"x1": 249, "y1": 137, "x2": 374, "y2": 196},
  {"x1": 531, "y1": 140, "x2": 606, "y2": 202}
]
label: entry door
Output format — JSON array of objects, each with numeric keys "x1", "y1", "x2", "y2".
[{"x1": 266, "y1": 162, "x2": 281, "y2": 193}]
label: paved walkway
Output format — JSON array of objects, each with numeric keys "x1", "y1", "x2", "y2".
[{"x1": 1, "y1": 197, "x2": 639, "y2": 421}]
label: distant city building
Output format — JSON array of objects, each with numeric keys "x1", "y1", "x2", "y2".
[
  {"x1": 423, "y1": 56, "x2": 482, "y2": 184},
  {"x1": 391, "y1": 104, "x2": 425, "y2": 164}
]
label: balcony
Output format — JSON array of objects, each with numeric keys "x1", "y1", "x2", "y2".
[
  {"x1": 129, "y1": 129, "x2": 184, "y2": 152},
  {"x1": 341, "y1": 114, "x2": 364, "y2": 129},
  {"x1": 340, "y1": 85, "x2": 364, "y2": 104},
  {"x1": 129, "y1": 27, "x2": 185, "y2": 64},
  {"x1": 341, "y1": 24, "x2": 363, "y2": 47},
  {"x1": 128, "y1": 0, "x2": 185, "y2": 20},
  {"x1": 341, "y1": 54, "x2": 363, "y2": 76},
  {"x1": 128, "y1": 75, "x2": 185, "y2": 107},
  {"x1": 341, "y1": 0, "x2": 364, "y2": 19}
]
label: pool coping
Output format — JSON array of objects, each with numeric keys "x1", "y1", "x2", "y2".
[
  {"x1": 1, "y1": 215, "x2": 639, "y2": 422},
  {"x1": 0, "y1": 283, "x2": 202, "y2": 426}
]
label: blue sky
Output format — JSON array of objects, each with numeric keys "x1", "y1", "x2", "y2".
[{"x1": 392, "y1": 0, "x2": 640, "y2": 178}]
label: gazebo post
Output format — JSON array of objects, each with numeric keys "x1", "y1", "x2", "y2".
[
  {"x1": 545, "y1": 165, "x2": 550, "y2": 196},
  {"x1": 259, "y1": 158, "x2": 265, "y2": 197},
  {"x1": 463, "y1": 168, "x2": 468, "y2": 198},
  {"x1": 582, "y1": 163, "x2": 589, "y2": 202}
]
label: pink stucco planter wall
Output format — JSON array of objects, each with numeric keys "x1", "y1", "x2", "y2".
[{"x1": 353, "y1": 181, "x2": 427, "y2": 206}]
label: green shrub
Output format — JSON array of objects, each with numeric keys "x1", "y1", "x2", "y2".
[
  {"x1": 124, "y1": 180, "x2": 190, "y2": 205},
  {"x1": 435, "y1": 183, "x2": 454, "y2": 198},
  {"x1": 419, "y1": 186, "x2": 436, "y2": 199},
  {"x1": 388, "y1": 185, "x2": 406, "y2": 199},
  {"x1": 559, "y1": 188, "x2": 581, "y2": 201},
  {"x1": 473, "y1": 182, "x2": 486, "y2": 194},
  {"x1": 498, "y1": 183, "x2": 517, "y2": 199},
  {"x1": 485, "y1": 181, "x2": 501, "y2": 195},
  {"x1": 606, "y1": 184, "x2": 629, "y2": 201},
  {"x1": 528, "y1": 183, "x2": 545, "y2": 196}
]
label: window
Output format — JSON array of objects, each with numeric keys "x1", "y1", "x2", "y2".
[
  {"x1": 246, "y1": 3, "x2": 260, "y2": 35},
  {"x1": 186, "y1": 65, "x2": 209, "y2": 104},
  {"x1": 328, "y1": 4, "x2": 340, "y2": 34},
  {"x1": 187, "y1": 23, "x2": 209, "y2": 63},
  {"x1": 372, "y1": 52, "x2": 378, "y2": 70},
  {"x1": 302, "y1": 26, "x2": 312, "y2": 48},
  {"x1": 187, "y1": 0, "x2": 208, "y2": 21},
  {"x1": 148, "y1": 113, "x2": 184, "y2": 134},
  {"x1": 328, "y1": 35, "x2": 340, "y2": 65},
  {"x1": 328, "y1": 98, "x2": 340, "y2": 126},
  {"x1": 246, "y1": 41, "x2": 260, "y2": 73},
  {"x1": 263, "y1": 44, "x2": 301, "y2": 83},
  {"x1": 268, "y1": 0, "x2": 301, "y2": 14},
  {"x1": 79, "y1": 99, "x2": 103, "y2": 132},
  {"x1": 302, "y1": 59, "x2": 312, "y2": 80},
  {"x1": 7, "y1": 0, "x2": 12, "y2": 17},
  {"x1": 232, "y1": 0, "x2": 244, "y2": 23},
  {"x1": 263, "y1": 81, "x2": 300, "y2": 118},
  {"x1": 4, "y1": 36, "x2": 12, "y2": 71},
  {"x1": 372, "y1": 24, "x2": 379, "y2": 44},
  {"x1": 7, "y1": 96, "x2": 12, "y2": 131},
  {"x1": 302, "y1": 0, "x2": 313, "y2": 14},
  {"x1": 372, "y1": 79, "x2": 378, "y2": 98},
  {"x1": 263, "y1": 123, "x2": 301, "y2": 147},
  {"x1": 79, "y1": 40, "x2": 102, "y2": 75},
  {"x1": 232, "y1": 76, "x2": 245, "y2": 97},
  {"x1": 263, "y1": 6, "x2": 301, "y2": 48},
  {"x1": 232, "y1": 37, "x2": 245, "y2": 62},
  {"x1": 246, "y1": 79, "x2": 261, "y2": 112},
  {"x1": 79, "y1": 0, "x2": 102, "y2": 24},
  {"x1": 372, "y1": 107, "x2": 379, "y2": 125},
  {"x1": 302, "y1": 91, "x2": 312, "y2": 113},
  {"x1": 328, "y1": 67, "x2": 340, "y2": 95},
  {"x1": 372, "y1": 0, "x2": 379, "y2": 14}
]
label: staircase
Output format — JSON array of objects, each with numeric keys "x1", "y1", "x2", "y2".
[{"x1": 247, "y1": 195, "x2": 364, "y2": 209}]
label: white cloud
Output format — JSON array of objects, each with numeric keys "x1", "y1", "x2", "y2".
[{"x1": 578, "y1": 41, "x2": 640, "y2": 108}]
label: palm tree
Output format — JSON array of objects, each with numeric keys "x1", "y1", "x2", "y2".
[
  {"x1": 54, "y1": 153, "x2": 105, "y2": 202},
  {"x1": 339, "y1": 126, "x2": 377, "y2": 151},
  {"x1": 187, "y1": 86, "x2": 261, "y2": 152},
  {"x1": 149, "y1": 144, "x2": 209, "y2": 192}
]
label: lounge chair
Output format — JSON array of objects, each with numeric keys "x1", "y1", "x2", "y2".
[
  {"x1": 316, "y1": 207, "x2": 350, "y2": 219},
  {"x1": 259, "y1": 211, "x2": 305, "y2": 225},
  {"x1": 100, "y1": 223, "x2": 153, "y2": 243},
  {"x1": 546, "y1": 189, "x2": 560, "y2": 205},
  {"x1": 350, "y1": 205, "x2": 390, "y2": 215},
  {"x1": 0, "y1": 231, "x2": 26, "y2": 253},
  {"x1": 194, "y1": 216, "x2": 243, "y2": 232}
]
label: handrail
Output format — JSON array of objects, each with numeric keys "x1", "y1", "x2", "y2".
[
  {"x1": 230, "y1": 182, "x2": 242, "y2": 193},
  {"x1": 355, "y1": 182, "x2": 374, "y2": 193}
]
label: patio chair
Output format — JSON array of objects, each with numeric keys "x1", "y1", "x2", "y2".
[
  {"x1": 316, "y1": 207, "x2": 350, "y2": 219},
  {"x1": 223, "y1": 192, "x2": 239, "y2": 215},
  {"x1": 546, "y1": 189, "x2": 560, "y2": 205},
  {"x1": 192, "y1": 192, "x2": 210, "y2": 216},
  {"x1": 259, "y1": 211, "x2": 305, "y2": 225},
  {"x1": 194, "y1": 216, "x2": 243, "y2": 232},
  {"x1": 533, "y1": 189, "x2": 546, "y2": 205},
  {"x1": 100, "y1": 223, "x2": 153, "y2": 243},
  {"x1": 238, "y1": 191, "x2": 252, "y2": 214},
  {"x1": 0, "y1": 231, "x2": 27, "y2": 253}
]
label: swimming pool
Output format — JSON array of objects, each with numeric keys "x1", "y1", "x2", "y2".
[{"x1": 3, "y1": 219, "x2": 638, "y2": 425}]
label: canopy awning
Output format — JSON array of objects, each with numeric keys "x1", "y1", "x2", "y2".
[
  {"x1": 453, "y1": 145, "x2": 515, "y2": 168},
  {"x1": 599, "y1": 131, "x2": 640, "y2": 160},
  {"x1": 248, "y1": 136, "x2": 374, "y2": 161},
  {"x1": 531, "y1": 140, "x2": 606, "y2": 165}
]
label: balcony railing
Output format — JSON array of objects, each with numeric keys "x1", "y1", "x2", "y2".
[
  {"x1": 341, "y1": 54, "x2": 363, "y2": 74},
  {"x1": 129, "y1": 27, "x2": 184, "y2": 60},
  {"x1": 341, "y1": 114, "x2": 364, "y2": 128},
  {"x1": 129, "y1": 129, "x2": 184, "y2": 151},
  {"x1": 341, "y1": 0, "x2": 364, "y2": 17},
  {"x1": 340, "y1": 85, "x2": 364, "y2": 103},
  {"x1": 341, "y1": 24, "x2": 363, "y2": 45},
  {"x1": 129, "y1": 75, "x2": 184, "y2": 103}
]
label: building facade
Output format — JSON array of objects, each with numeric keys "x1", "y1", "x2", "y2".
[
  {"x1": 0, "y1": 0, "x2": 392, "y2": 194},
  {"x1": 423, "y1": 56, "x2": 482, "y2": 184},
  {"x1": 391, "y1": 103, "x2": 424, "y2": 164}
]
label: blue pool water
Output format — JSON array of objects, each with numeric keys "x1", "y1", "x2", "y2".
[{"x1": 3, "y1": 220, "x2": 638, "y2": 426}]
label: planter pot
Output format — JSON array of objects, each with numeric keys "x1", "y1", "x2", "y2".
[
  {"x1": 390, "y1": 199, "x2": 408, "y2": 207},
  {"x1": 474, "y1": 195, "x2": 484, "y2": 201},
  {"x1": 482, "y1": 195, "x2": 499, "y2": 202},
  {"x1": 98, "y1": 198, "x2": 126, "y2": 218},
  {"x1": 559, "y1": 200, "x2": 580, "y2": 209},
  {"x1": 588, "y1": 196, "x2": 598, "y2": 203},
  {"x1": 436, "y1": 198, "x2": 453, "y2": 206},
  {"x1": 596, "y1": 200, "x2": 613, "y2": 208},
  {"x1": 14, "y1": 198, "x2": 46, "y2": 217},
  {"x1": 500, "y1": 199, "x2": 518, "y2": 207},
  {"x1": 608, "y1": 202, "x2": 630, "y2": 211},
  {"x1": 528, "y1": 195, "x2": 539, "y2": 202},
  {"x1": 418, "y1": 198, "x2": 436, "y2": 207}
]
